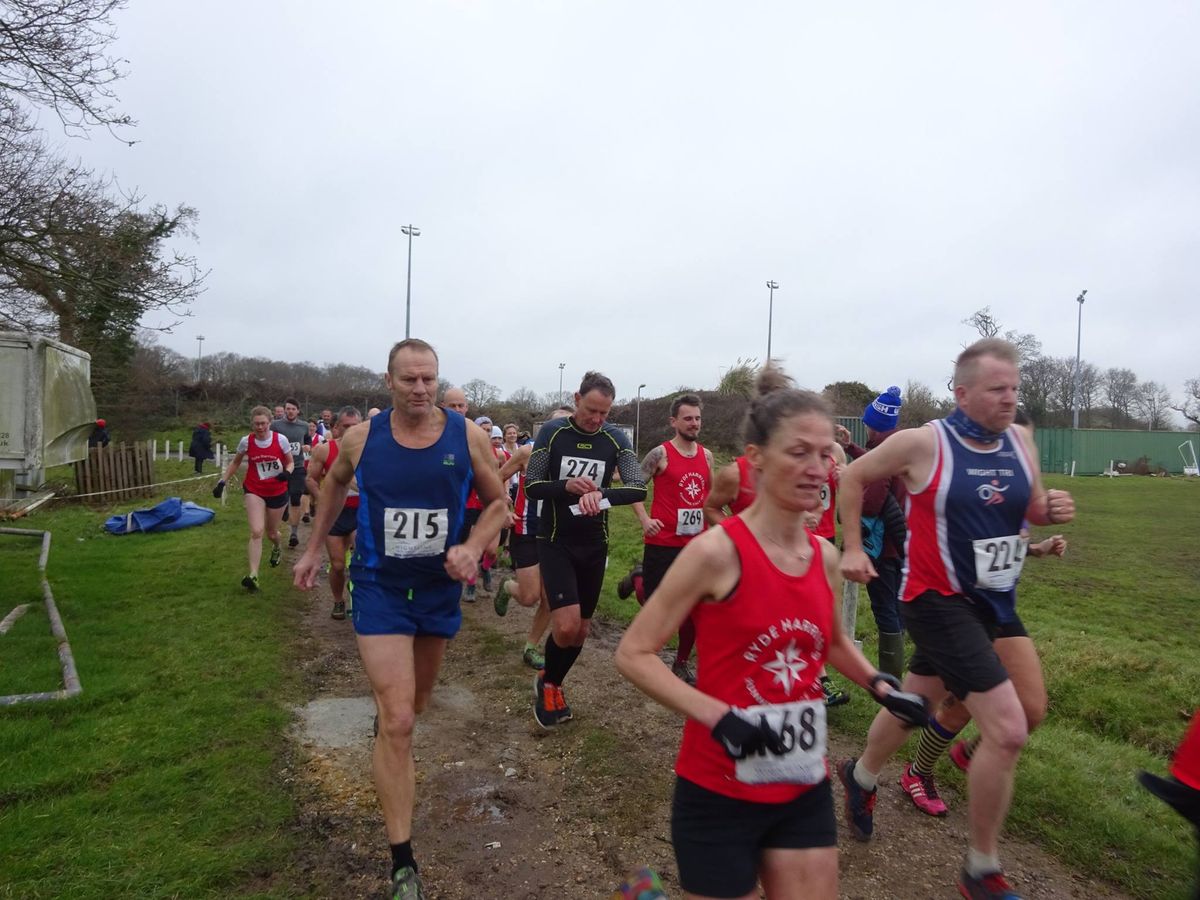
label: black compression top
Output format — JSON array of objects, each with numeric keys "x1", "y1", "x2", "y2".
[{"x1": 525, "y1": 417, "x2": 646, "y2": 543}]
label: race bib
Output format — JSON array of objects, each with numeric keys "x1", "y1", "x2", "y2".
[
  {"x1": 734, "y1": 700, "x2": 827, "y2": 785},
  {"x1": 289, "y1": 440, "x2": 302, "y2": 458},
  {"x1": 256, "y1": 458, "x2": 283, "y2": 480},
  {"x1": 819, "y1": 482, "x2": 832, "y2": 511},
  {"x1": 972, "y1": 534, "x2": 1028, "y2": 590},
  {"x1": 559, "y1": 455, "x2": 606, "y2": 483},
  {"x1": 384, "y1": 507, "x2": 449, "y2": 559},
  {"x1": 676, "y1": 507, "x2": 704, "y2": 536}
]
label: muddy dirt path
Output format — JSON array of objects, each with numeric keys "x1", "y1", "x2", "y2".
[{"x1": 284, "y1": 572, "x2": 1131, "y2": 900}]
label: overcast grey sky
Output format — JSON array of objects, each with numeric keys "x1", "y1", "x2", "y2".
[{"x1": 78, "y1": 1, "x2": 1198, "y2": 414}]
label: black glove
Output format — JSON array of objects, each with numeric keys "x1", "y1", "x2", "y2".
[
  {"x1": 275, "y1": 471, "x2": 290, "y2": 483},
  {"x1": 711, "y1": 709, "x2": 788, "y2": 760},
  {"x1": 212, "y1": 480, "x2": 225, "y2": 499},
  {"x1": 870, "y1": 672, "x2": 930, "y2": 728}
]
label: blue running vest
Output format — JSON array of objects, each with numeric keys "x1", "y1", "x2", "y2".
[{"x1": 351, "y1": 408, "x2": 474, "y2": 589}]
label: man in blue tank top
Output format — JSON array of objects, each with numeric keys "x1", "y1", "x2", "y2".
[
  {"x1": 294, "y1": 338, "x2": 507, "y2": 900},
  {"x1": 835, "y1": 339, "x2": 1076, "y2": 900}
]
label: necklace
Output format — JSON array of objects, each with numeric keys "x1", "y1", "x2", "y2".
[{"x1": 761, "y1": 532, "x2": 810, "y2": 562}]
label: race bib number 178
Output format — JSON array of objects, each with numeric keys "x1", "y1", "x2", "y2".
[{"x1": 384, "y1": 507, "x2": 449, "y2": 559}]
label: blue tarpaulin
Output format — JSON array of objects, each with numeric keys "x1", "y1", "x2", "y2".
[{"x1": 103, "y1": 497, "x2": 215, "y2": 535}]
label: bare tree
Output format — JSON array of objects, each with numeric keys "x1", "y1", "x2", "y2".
[
  {"x1": 1105, "y1": 367, "x2": 1138, "y2": 428},
  {"x1": 1172, "y1": 377, "x2": 1200, "y2": 428},
  {"x1": 506, "y1": 386, "x2": 541, "y2": 413},
  {"x1": 900, "y1": 379, "x2": 952, "y2": 428},
  {"x1": 1133, "y1": 381, "x2": 1173, "y2": 430},
  {"x1": 462, "y1": 378, "x2": 500, "y2": 410},
  {"x1": 1077, "y1": 361, "x2": 1102, "y2": 427},
  {"x1": 1, "y1": 0, "x2": 132, "y2": 137}
]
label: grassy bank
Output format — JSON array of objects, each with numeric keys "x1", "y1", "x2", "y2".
[
  {"x1": 0, "y1": 464, "x2": 305, "y2": 899},
  {"x1": 596, "y1": 472, "x2": 1199, "y2": 899}
]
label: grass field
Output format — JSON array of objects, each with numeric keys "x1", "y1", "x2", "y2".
[
  {"x1": 0, "y1": 461, "x2": 303, "y2": 899},
  {"x1": 2, "y1": 460, "x2": 1197, "y2": 897},
  {"x1": 599, "y1": 472, "x2": 1200, "y2": 899}
]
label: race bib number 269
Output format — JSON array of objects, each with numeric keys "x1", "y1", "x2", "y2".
[{"x1": 384, "y1": 507, "x2": 449, "y2": 559}]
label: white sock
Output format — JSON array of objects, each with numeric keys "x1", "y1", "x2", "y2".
[
  {"x1": 853, "y1": 758, "x2": 878, "y2": 791},
  {"x1": 966, "y1": 847, "x2": 1001, "y2": 879}
]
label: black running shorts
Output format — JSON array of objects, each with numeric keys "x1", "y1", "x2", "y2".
[
  {"x1": 671, "y1": 776, "x2": 836, "y2": 898},
  {"x1": 459, "y1": 506, "x2": 482, "y2": 545},
  {"x1": 244, "y1": 486, "x2": 288, "y2": 510},
  {"x1": 640, "y1": 543, "x2": 684, "y2": 601},
  {"x1": 329, "y1": 504, "x2": 358, "y2": 538},
  {"x1": 903, "y1": 590, "x2": 1009, "y2": 699},
  {"x1": 287, "y1": 466, "x2": 307, "y2": 505},
  {"x1": 537, "y1": 539, "x2": 607, "y2": 617},
  {"x1": 509, "y1": 533, "x2": 539, "y2": 570}
]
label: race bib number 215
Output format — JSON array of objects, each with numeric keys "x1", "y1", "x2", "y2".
[{"x1": 384, "y1": 507, "x2": 449, "y2": 559}]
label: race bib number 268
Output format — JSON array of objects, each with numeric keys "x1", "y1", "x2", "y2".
[{"x1": 384, "y1": 507, "x2": 449, "y2": 559}]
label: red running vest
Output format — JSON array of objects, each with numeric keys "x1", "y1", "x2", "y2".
[
  {"x1": 814, "y1": 470, "x2": 837, "y2": 541},
  {"x1": 242, "y1": 432, "x2": 289, "y2": 498},
  {"x1": 729, "y1": 455, "x2": 757, "y2": 515},
  {"x1": 647, "y1": 441, "x2": 711, "y2": 548},
  {"x1": 675, "y1": 516, "x2": 833, "y2": 802},
  {"x1": 325, "y1": 439, "x2": 359, "y2": 509}
]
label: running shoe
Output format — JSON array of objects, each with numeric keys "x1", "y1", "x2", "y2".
[
  {"x1": 957, "y1": 869, "x2": 1022, "y2": 899},
  {"x1": 268, "y1": 544, "x2": 282, "y2": 567},
  {"x1": 672, "y1": 660, "x2": 696, "y2": 685},
  {"x1": 462, "y1": 582, "x2": 476, "y2": 603},
  {"x1": 390, "y1": 864, "x2": 426, "y2": 899},
  {"x1": 241, "y1": 574, "x2": 259, "y2": 592},
  {"x1": 900, "y1": 762, "x2": 948, "y2": 817},
  {"x1": 616, "y1": 564, "x2": 642, "y2": 600},
  {"x1": 555, "y1": 684, "x2": 572, "y2": 722},
  {"x1": 301, "y1": 513, "x2": 311, "y2": 524},
  {"x1": 288, "y1": 532, "x2": 299, "y2": 548},
  {"x1": 950, "y1": 739, "x2": 973, "y2": 773},
  {"x1": 522, "y1": 644, "x2": 545, "y2": 669},
  {"x1": 533, "y1": 672, "x2": 561, "y2": 729},
  {"x1": 837, "y1": 757, "x2": 877, "y2": 841},
  {"x1": 821, "y1": 674, "x2": 850, "y2": 707},
  {"x1": 481, "y1": 568, "x2": 492, "y2": 591},
  {"x1": 331, "y1": 600, "x2": 346, "y2": 620},
  {"x1": 493, "y1": 580, "x2": 510, "y2": 617}
]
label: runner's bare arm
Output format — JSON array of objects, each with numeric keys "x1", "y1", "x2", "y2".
[
  {"x1": 632, "y1": 446, "x2": 667, "y2": 532},
  {"x1": 446, "y1": 422, "x2": 509, "y2": 581},
  {"x1": 497, "y1": 444, "x2": 530, "y2": 481},
  {"x1": 305, "y1": 442, "x2": 329, "y2": 497},
  {"x1": 820, "y1": 539, "x2": 880, "y2": 690},
  {"x1": 294, "y1": 423, "x2": 364, "y2": 588},
  {"x1": 703, "y1": 460, "x2": 739, "y2": 526},
  {"x1": 220, "y1": 450, "x2": 245, "y2": 484},
  {"x1": 615, "y1": 528, "x2": 741, "y2": 729},
  {"x1": 1016, "y1": 427, "x2": 1075, "y2": 526}
]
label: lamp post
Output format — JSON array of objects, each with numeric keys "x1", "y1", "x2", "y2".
[
  {"x1": 558, "y1": 362, "x2": 566, "y2": 404},
  {"x1": 196, "y1": 335, "x2": 205, "y2": 382},
  {"x1": 1072, "y1": 289, "x2": 1087, "y2": 429},
  {"x1": 635, "y1": 383, "x2": 647, "y2": 455},
  {"x1": 765, "y1": 280, "x2": 779, "y2": 362},
  {"x1": 401, "y1": 224, "x2": 421, "y2": 338}
]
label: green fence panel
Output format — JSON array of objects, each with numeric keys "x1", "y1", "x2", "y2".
[{"x1": 1035, "y1": 428, "x2": 1199, "y2": 475}]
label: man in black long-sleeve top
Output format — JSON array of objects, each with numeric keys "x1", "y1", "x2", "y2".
[{"x1": 524, "y1": 371, "x2": 646, "y2": 728}]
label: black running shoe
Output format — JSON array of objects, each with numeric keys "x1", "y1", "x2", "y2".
[
  {"x1": 837, "y1": 757, "x2": 877, "y2": 841},
  {"x1": 288, "y1": 532, "x2": 299, "y2": 548},
  {"x1": 330, "y1": 600, "x2": 346, "y2": 620},
  {"x1": 617, "y1": 563, "x2": 642, "y2": 600}
]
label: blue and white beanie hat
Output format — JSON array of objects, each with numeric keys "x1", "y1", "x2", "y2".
[{"x1": 863, "y1": 386, "x2": 902, "y2": 432}]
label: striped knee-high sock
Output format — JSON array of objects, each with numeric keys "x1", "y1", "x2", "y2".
[{"x1": 913, "y1": 717, "x2": 959, "y2": 777}]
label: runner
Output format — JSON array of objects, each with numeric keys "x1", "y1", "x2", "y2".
[
  {"x1": 837, "y1": 338, "x2": 1075, "y2": 900},
  {"x1": 213, "y1": 405, "x2": 295, "y2": 592},
  {"x1": 442, "y1": 386, "x2": 469, "y2": 417},
  {"x1": 1138, "y1": 708, "x2": 1200, "y2": 899},
  {"x1": 319, "y1": 408, "x2": 334, "y2": 437},
  {"x1": 305, "y1": 406, "x2": 363, "y2": 621},
  {"x1": 615, "y1": 365, "x2": 926, "y2": 900},
  {"x1": 703, "y1": 453, "x2": 757, "y2": 525},
  {"x1": 303, "y1": 418, "x2": 324, "y2": 523},
  {"x1": 459, "y1": 415, "x2": 504, "y2": 600},
  {"x1": 702, "y1": 443, "x2": 851, "y2": 707},
  {"x1": 271, "y1": 398, "x2": 311, "y2": 548},
  {"x1": 525, "y1": 371, "x2": 647, "y2": 728},
  {"x1": 272, "y1": 404, "x2": 285, "y2": 421},
  {"x1": 294, "y1": 338, "x2": 506, "y2": 900},
  {"x1": 493, "y1": 407, "x2": 573, "y2": 667},
  {"x1": 632, "y1": 394, "x2": 714, "y2": 685}
]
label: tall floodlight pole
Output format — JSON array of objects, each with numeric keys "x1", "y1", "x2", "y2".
[
  {"x1": 765, "y1": 281, "x2": 779, "y2": 362},
  {"x1": 1072, "y1": 289, "x2": 1087, "y2": 429},
  {"x1": 401, "y1": 225, "x2": 421, "y2": 338},
  {"x1": 196, "y1": 335, "x2": 205, "y2": 382},
  {"x1": 558, "y1": 362, "x2": 566, "y2": 403},
  {"x1": 636, "y1": 383, "x2": 647, "y2": 456}
]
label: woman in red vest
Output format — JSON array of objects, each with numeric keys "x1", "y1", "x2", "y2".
[
  {"x1": 214, "y1": 405, "x2": 295, "y2": 591},
  {"x1": 616, "y1": 366, "x2": 927, "y2": 900}
]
